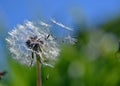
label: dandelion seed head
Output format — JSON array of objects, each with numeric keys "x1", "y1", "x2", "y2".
[{"x1": 6, "y1": 20, "x2": 60, "y2": 67}]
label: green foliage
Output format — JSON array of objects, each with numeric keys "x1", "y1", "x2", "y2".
[
  {"x1": 102, "y1": 18, "x2": 120, "y2": 38},
  {"x1": 0, "y1": 59, "x2": 36, "y2": 86}
]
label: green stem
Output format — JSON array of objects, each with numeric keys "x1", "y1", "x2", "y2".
[{"x1": 36, "y1": 54, "x2": 42, "y2": 86}]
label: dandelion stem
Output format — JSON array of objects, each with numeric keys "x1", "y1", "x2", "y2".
[{"x1": 36, "y1": 54, "x2": 42, "y2": 86}]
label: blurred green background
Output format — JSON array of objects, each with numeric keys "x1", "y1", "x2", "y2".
[
  {"x1": 1, "y1": 21, "x2": 120, "y2": 86},
  {"x1": 0, "y1": 0, "x2": 120, "y2": 86}
]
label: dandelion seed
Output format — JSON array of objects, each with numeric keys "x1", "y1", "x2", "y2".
[
  {"x1": 51, "y1": 19, "x2": 74, "y2": 31},
  {"x1": 64, "y1": 35, "x2": 77, "y2": 45},
  {"x1": 40, "y1": 21, "x2": 51, "y2": 27}
]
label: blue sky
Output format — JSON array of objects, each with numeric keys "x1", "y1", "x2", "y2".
[
  {"x1": 0, "y1": 0, "x2": 120, "y2": 68},
  {"x1": 0, "y1": 0, "x2": 120, "y2": 29}
]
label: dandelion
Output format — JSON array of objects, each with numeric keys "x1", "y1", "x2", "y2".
[
  {"x1": 6, "y1": 20, "x2": 76, "y2": 86},
  {"x1": 6, "y1": 20, "x2": 60, "y2": 86},
  {"x1": 6, "y1": 21, "x2": 60, "y2": 67}
]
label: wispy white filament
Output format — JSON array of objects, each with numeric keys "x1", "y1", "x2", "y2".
[{"x1": 51, "y1": 19, "x2": 73, "y2": 31}]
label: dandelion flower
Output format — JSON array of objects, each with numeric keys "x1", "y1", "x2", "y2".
[
  {"x1": 6, "y1": 20, "x2": 76, "y2": 86},
  {"x1": 6, "y1": 20, "x2": 60, "y2": 67}
]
